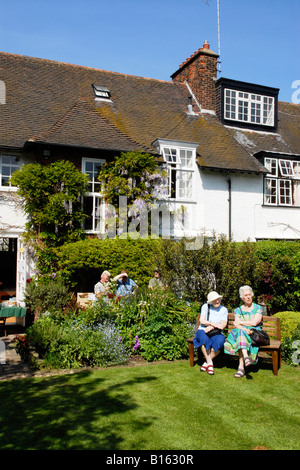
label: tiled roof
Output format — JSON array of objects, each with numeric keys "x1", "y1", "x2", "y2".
[
  {"x1": 0, "y1": 51, "x2": 299, "y2": 173},
  {"x1": 30, "y1": 99, "x2": 146, "y2": 152},
  {"x1": 225, "y1": 102, "x2": 300, "y2": 158}
]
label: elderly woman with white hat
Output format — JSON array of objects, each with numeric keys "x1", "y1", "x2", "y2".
[{"x1": 193, "y1": 291, "x2": 228, "y2": 375}]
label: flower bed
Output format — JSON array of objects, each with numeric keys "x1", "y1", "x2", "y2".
[{"x1": 17, "y1": 289, "x2": 199, "y2": 370}]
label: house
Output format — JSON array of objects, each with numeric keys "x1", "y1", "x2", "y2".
[{"x1": 0, "y1": 40, "x2": 300, "y2": 306}]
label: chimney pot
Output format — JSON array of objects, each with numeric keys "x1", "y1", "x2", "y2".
[{"x1": 203, "y1": 40, "x2": 210, "y2": 49}]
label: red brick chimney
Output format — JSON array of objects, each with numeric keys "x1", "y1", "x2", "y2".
[{"x1": 171, "y1": 40, "x2": 219, "y2": 111}]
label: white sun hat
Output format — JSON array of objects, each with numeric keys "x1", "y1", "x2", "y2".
[{"x1": 207, "y1": 291, "x2": 222, "y2": 304}]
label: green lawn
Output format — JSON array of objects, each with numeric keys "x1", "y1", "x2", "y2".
[{"x1": 0, "y1": 359, "x2": 299, "y2": 450}]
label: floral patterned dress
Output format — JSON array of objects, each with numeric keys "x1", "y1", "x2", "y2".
[{"x1": 224, "y1": 303, "x2": 263, "y2": 364}]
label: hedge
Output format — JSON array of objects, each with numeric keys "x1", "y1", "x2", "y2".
[
  {"x1": 55, "y1": 236, "x2": 300, "y2": 312},
  {"x1": 57, "y1": 237, "x2": 163, "y2": 291},
  {"x1": 273, "y1": 312, "x2": 300, "y2": 341}
]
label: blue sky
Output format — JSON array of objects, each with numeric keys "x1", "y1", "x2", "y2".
[{"x1": 0, "y1": 0, "x2": 299, "y2": 102}]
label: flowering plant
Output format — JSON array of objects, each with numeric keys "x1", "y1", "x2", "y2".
[
  {"x1": 133, "y1": 336, "x2": 141, "y2": 350},
  {"x1": 132, "y1": 336, "x2": 141, "y2": 353},
  {"x1": 13, "y1": 334, "x2": 31, "y2": 362}
]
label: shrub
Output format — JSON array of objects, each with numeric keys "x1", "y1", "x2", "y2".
[
  {"x1": 273, "y1": 312, "x2": 300, "y2": 341},
  {"x1": 115, "y1": 289, "x2": 199, "y2": 361},
  {"x1": 26, "y1": 314, "x2": 129, "y2": 369},
  {"x1": 158, "y1": 236, "x2": 264, "y2": 308},
  {"x1": 57, "y1": 237, "x2": 163, "y2": 291},
  {"x1": 54, "y1": 236, "x2": 300, "y2": 312},
  {"x1": 272, "y1": 311, "x2": 300, "y2": 365},
  {"x1": 159, "y1": 237, "x2": 300, "y2": 312},
  {"x1": 11, "y1": 160, "x2": 88, "y2": 247},
  {"x1": 26, "y1": 315, "x2": 63, "y2": 358},
  {"x1": 24, "y1": 274, "x2": 74, "y2": 316},
  {"x1": 281, "y1": 323, "x2": 300, "y2": 365},
  {"x1": 254, "y1": 240, "x2": 300, "y2": 313},
  {"x1": 44, "y1": 320, "x2": 128, "y2": 369}
]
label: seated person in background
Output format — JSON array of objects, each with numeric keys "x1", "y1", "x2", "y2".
[
  {"x1": 114, "y1": 270, "x2": 138, "y2": 298},
  {"x1": 94, "y1": 270, "x2": 111, "y2": 302},
  {"x1": 148, "y1": 268, "x2": 164, "y2": 289}
]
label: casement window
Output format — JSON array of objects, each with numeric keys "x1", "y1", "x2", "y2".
[
  {"x1": 225, "y1": 89, "x2": 275, "y2": 127},
  {"x1": 162, "y1": 147, "x2": 195, "y2": 200},
  {"x1": 82, "y1": 193, "x2": 104, "y2": 232},
  {"x1": 82, "y1": 158, "x2": 105, "y2": 232},
  {"x1": 264, "y1": 157, "x2": 300, "y2": 206},
  {"x1": 0, "y1": 155, "x2": 20, "y2": 187}
]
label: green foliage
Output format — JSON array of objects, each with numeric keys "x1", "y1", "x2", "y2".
[
  {"x1": 57, "y1": 237, "x2": 163, "y2": 291},
  {"x1": 114, "y1": 289, "x2": 199, "y2": 361},
  {"x1": 13, "y1": 335, "x2": 31, "y2": 362},
  {"x1": 98, "y1": 151, "x2": 168, "y2": 236},
  {"x1": 254, "y1": 240, "x2": 300, "y2": 312},
  {"x1": 158, "y1": 237, "x2": 300, "y2": 312},
  {"x1": 25, "y1": 289, "x2": 198, "y2": 368},
  {"x1": 24, "y1": 274, "x2": 74, "y2": 315},
  {"x1": 26, "y1": 315, "x2": 63, "y2": 358},
  {"x1": 291, "y1": 251, "x2": 300, "y2": 303},
  {"x1": 280, "y1": 323, "x2": 300, "y2": 365},
  {"x1": 26, "y1": 313, "x2": 129, "y2": 369},
  {"x1": 206, "y1": 238, "x2": 264, "y2": 308},
  {"x1": 273, "y1": 312, "x2": 300, "y2": 341},
  {"x1": 98, "y1": 151, "x2": 167, "y2": 207},
  {"x1": 55, "y1": 236, "x2": 300, "y2": 311},
  {"x1": 158, "y1": 236, "x2": 263, "y2": 308},
  {"x1": 11, "y1": 160, "x2": 88, "y2": 246}
]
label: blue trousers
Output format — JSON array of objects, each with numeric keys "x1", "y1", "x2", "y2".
[{"x1": 193, "y1": 329, "x2": 225, "y2": 352}]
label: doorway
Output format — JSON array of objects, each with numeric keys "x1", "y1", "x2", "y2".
[{"x1": 0, "y1": 237, "x2": 17, "y2": 301}]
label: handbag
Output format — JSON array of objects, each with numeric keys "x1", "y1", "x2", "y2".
[
  {"x1": 206, "y1": 304, "x2": 222, "y2": 337},
  {"x1": 250, "y1": 328, "x2": 270, "y2": 346}
]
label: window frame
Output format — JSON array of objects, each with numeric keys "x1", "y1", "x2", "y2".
[
  {"x1": 82, "y1": 158, "x2": 105, "y2": 233},
  {"x1": 224, "y1": 88, "x2": 275, "y2": 127},
  {"x1": 0, "y1": 154, "x2": 21, "y2": 188},
  {"x1": 92, "y1": 85, "x2": 112, "y2": 101},
  {"x1": 162, "y1": 146, "x2": 195, "y2": 200},
  {"x1": 82, "y1": 158, "x2": 105, "y2": 194},
  {"x1": 264, "y1": 157, "x2": 300, "y2": 207}
]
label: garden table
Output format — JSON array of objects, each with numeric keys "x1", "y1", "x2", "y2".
[{"x1": 0, "y1": 306, "x2": 27, "y2": 336}]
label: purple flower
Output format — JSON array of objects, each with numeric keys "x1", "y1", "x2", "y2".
[{"x1": 133, "y1": 335, "x2": 140, "y2": 351}]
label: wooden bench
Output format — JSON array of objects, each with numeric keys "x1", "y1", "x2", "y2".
[{"x1": 187, "y1": 312, "x2": 281, "y2": 375}]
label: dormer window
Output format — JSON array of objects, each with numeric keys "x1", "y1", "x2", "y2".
[
  {"x1": 224, "y1": 89, "x2": 275, "y2": 126},
  {"x1": 216, "y1": 78, "x2": 279, "y2": 132},
  {"x1": 153, "y1": 139, "x2": 198, "y2": 200},
  {"x1": 92, "y1": 85, "x2": 111, "y2": 101}
]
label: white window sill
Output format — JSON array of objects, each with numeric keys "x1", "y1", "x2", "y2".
[
  {"x1": 0, "y1": 186, "x2": 18, "y2": 192},
  {"x1": 166, "y1": 198, "x2": 197, "y2": 204}
]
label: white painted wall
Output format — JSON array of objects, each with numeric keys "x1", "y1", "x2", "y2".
[
  {"x1": 0, "y1": 188, "x2": 26, "y2": 237},
  {"x1": 192, "y1": 169, "x2": 300, "y2": 241}
]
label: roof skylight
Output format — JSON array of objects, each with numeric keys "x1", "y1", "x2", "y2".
[{"x1": 92, "y1": 85, "x2": 111, "y2": 101}]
